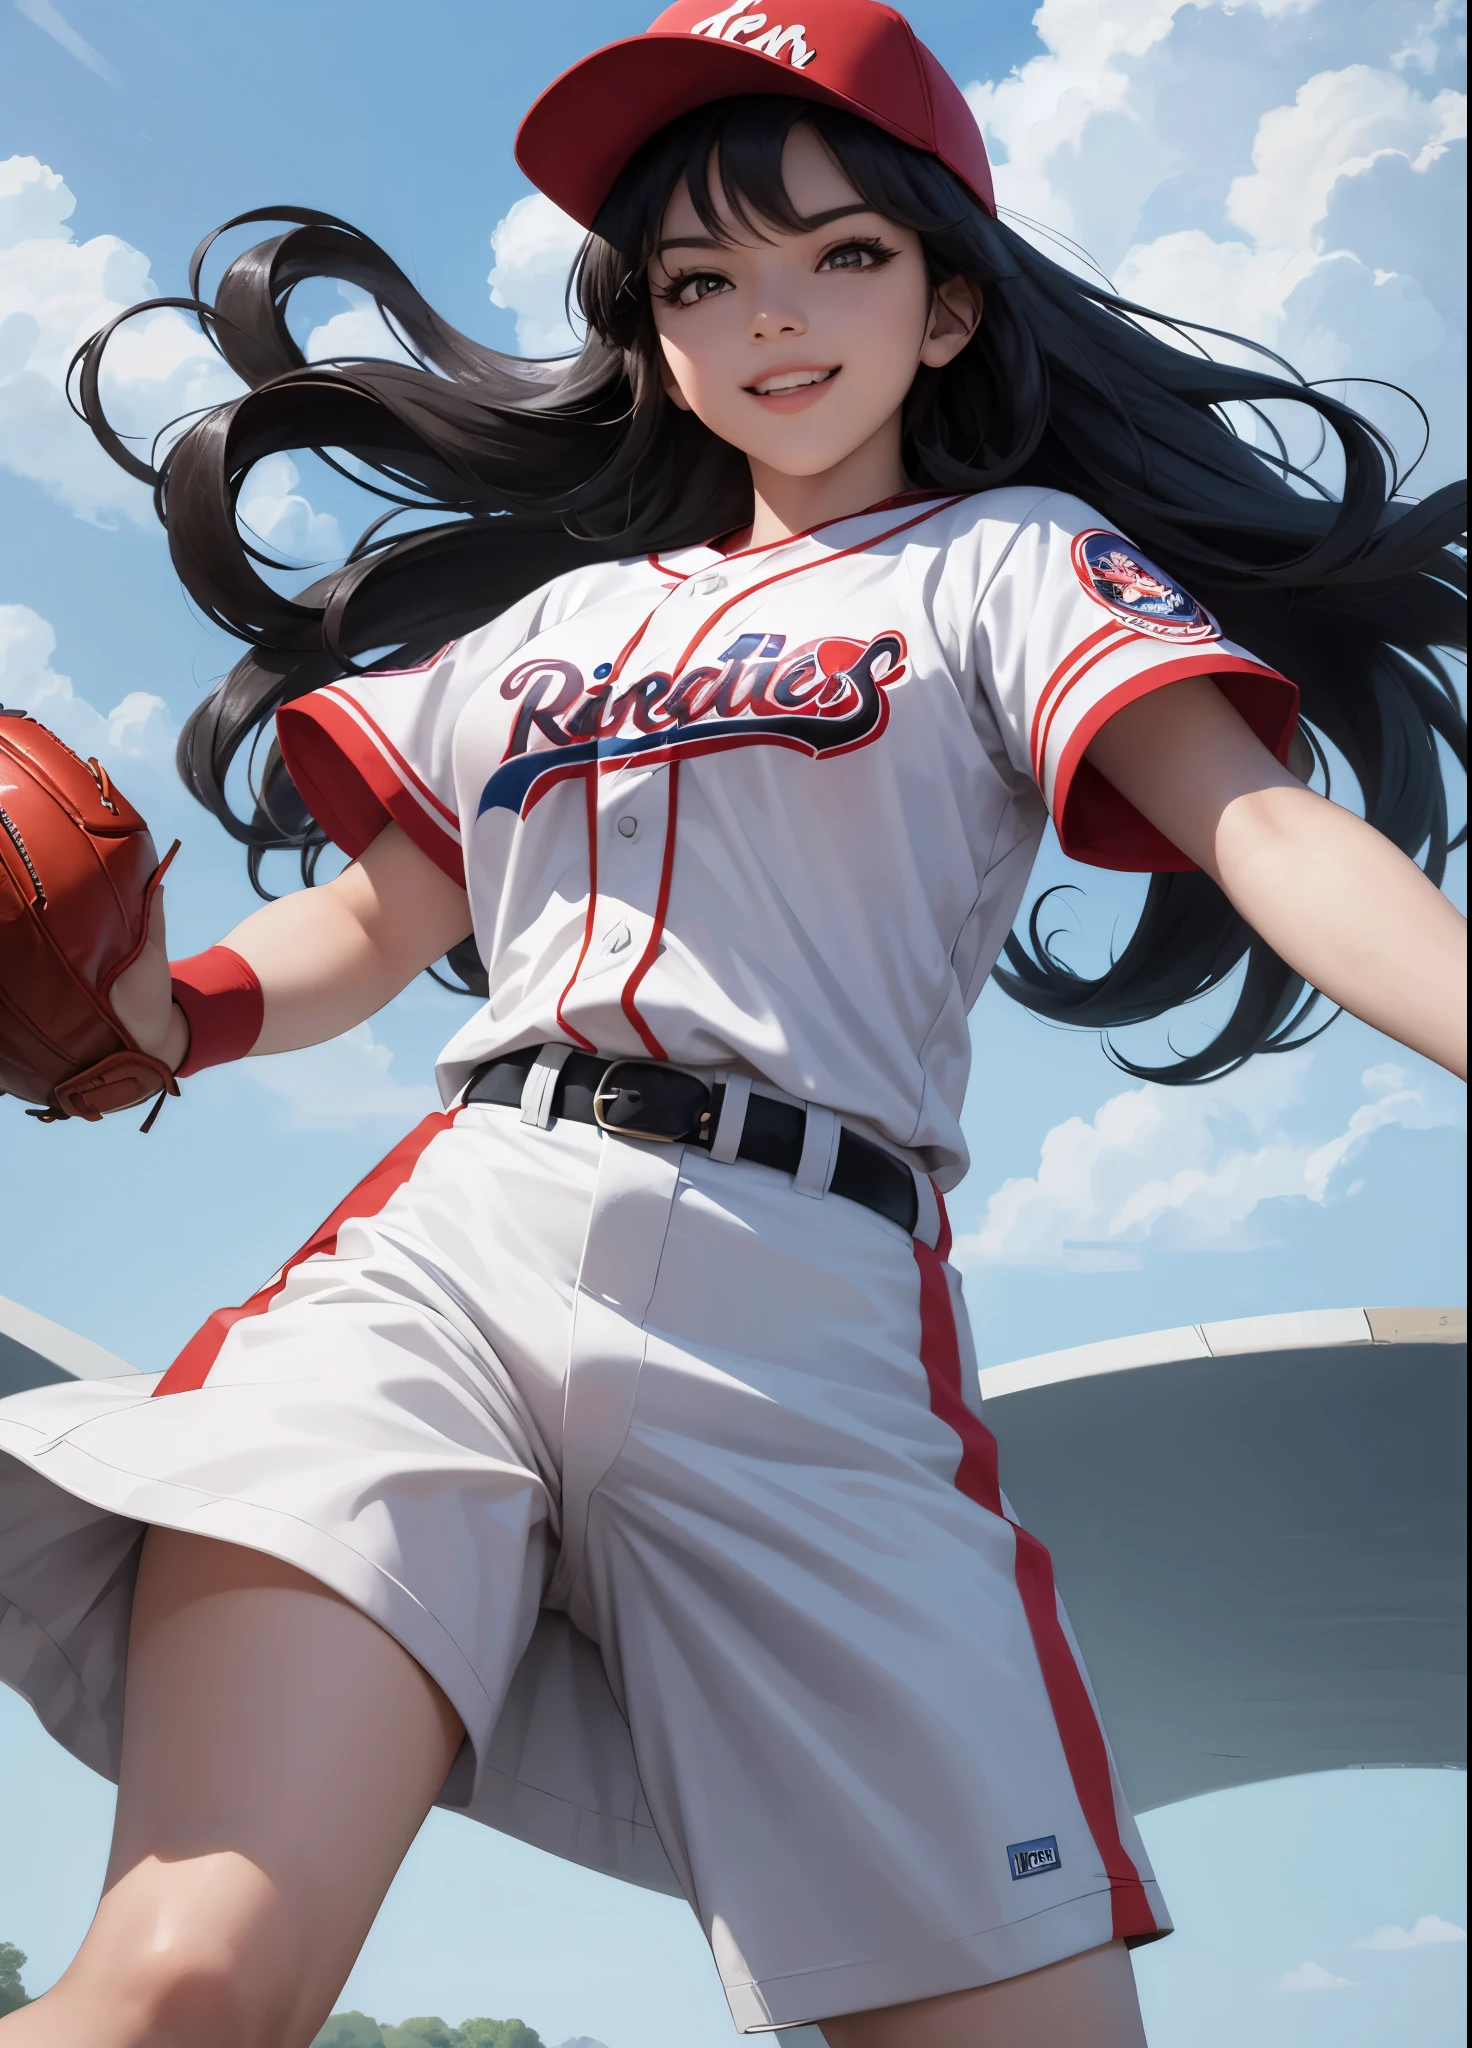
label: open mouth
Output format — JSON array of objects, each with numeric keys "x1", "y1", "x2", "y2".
[{"x1": 746, "y1": 367, "x2": 840, "y2": 397}]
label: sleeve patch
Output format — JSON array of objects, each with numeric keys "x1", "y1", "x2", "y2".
[{"x1": 1072, "y1": 530, "x2": 1219, "y2": 643}]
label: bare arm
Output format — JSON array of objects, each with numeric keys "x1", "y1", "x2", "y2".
[
  {"x1": 1084, "y1": 678, "x2": 1466, "y2": 1079},
  {"x1": 113, "y1": 823, "x2": 473, "y2": 1071}
]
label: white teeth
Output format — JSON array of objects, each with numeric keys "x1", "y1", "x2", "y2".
[{"x1": 752, "y1": 368, "x2": 835, "y2": 395}]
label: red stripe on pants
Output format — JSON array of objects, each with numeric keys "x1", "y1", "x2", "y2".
[
  {"x1": 912, "y1": 1201, "x2": 1158, "y2": 1943},
  {"x1": 153, "y1": 1110, "x2": 459, "y2": 1397}
]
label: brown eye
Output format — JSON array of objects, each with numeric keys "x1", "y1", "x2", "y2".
[
  {"x1": 665, "y1": 272, "x2": 730, "y2": 307},
  {"x1": 818, "y1": 239, "x2": 896, "y2": 274}
]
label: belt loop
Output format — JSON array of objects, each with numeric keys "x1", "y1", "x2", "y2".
[
  {"x1": 793, "y1": 1103, "x2": 840, "y2": 1199},
  {"x1": 709, "y1": 1073, "x2": 751, "y2": 1163},
  {"x1": 911, "y1": 1170, "x2": 941, "y2": 1248},
  {"x1": 521, "y1": 1043, "x2": 573, "y2": 1128}
]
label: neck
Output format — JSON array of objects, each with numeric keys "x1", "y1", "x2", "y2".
[{"x1": 744, "y1": 410, "x2": 909, "y2": 547}]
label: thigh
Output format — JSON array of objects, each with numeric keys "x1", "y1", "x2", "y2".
[
  {"x1": 63, "y1": 1529, "x2": 464, "y2": 2046},
  {"x1": 823, "y1": 1943, "x2": 1147, "y2": 2047}
]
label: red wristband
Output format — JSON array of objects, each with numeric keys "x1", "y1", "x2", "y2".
[{"x1": 170, "y1": 946, "x2": 264, "y2": 1077}]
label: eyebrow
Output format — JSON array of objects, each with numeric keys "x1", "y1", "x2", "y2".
[{"x1": 653, "y1": 203, "x2": 876, "y2": 260}]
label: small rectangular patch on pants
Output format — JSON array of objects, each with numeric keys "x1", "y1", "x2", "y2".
[{"x1": 1008, "y1": 1834, "x2": 1062, "y2": 1880}]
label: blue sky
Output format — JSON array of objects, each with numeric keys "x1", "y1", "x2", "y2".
[{"x1": 0, "y1": 0, "x2": 1466, "y2": 2041}]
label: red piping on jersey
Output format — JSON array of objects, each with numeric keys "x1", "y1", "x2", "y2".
[
  {"x1": 318, "y1": 684, "x2": 461, "y2": 830},
  {"x1": 619, "y1": 761, "x2": 681, "y2": 1058},
  {"x1": 650, "y1": 488, "x2": 962, "y2": 579},
  {"x1": 554, "y1": 767, "x2": 602, "y2": 1052},
  {"x1": 912, "y1": 1195, "x2": 1161, "y2": 1948},
  {"x1": 550, "y1": 594, "x2": 681, "y2": 1042},
  {"x1": 1029, "y1": 624, "x2": 1131, "y2": 776},
  {"x1": 1049, "y1": 653, "x2": 1299, "y2": 870},
  {"x1": 666, "y1": 497, "x2": 969, "y2": 683},
  {"x1": 152, "y1": 1109, "x2": 463, "y2": 1396},
  {"x1": 557, "y1": 499, "x2": 964, "y2": 1037}
]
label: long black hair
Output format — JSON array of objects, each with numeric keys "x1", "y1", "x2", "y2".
[{"x1": 72, "y1": 94, "x2": 1466, "y2": 1076}]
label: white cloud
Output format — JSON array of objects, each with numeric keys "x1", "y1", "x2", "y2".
[
  {"x1": 954, "y1": 1056, "x2": 1461, "y2": 1272},
  {"x1": 1394, "y1": 0, "x2": 1464, "y2": 73},
  {"x1": 1114, "y1": 81, "x2": 1465, "y2": 476},
  {"x1": 245, "y1": 1023, "x2": 440, "y2": 1129},
  {"x1": 965, "y1": 0, "x2": 1213, "y2": 243},
  {"x1": 238, "y1": 453, "x2": 343, "y2": 565},
  {"x1": 964, "y1": 4, "x2": 1467, "y2": 488},
  {"x1": 488, "y1": 193, "x2": 586, "y2": 356},
  {"x1": 0, "y1": 154, "x2": 243, "y2": 523},
  {"x1": 1281, "y1": 1959, "x2": 1356, "y2": 1990},
  {"x1": 1356, "y1": 1913, "x2": 1467, "y2": 1949},
  {"x1": 1225, "y1": 65, "x2": 1464, "y2": 249},
  {"x1": 13, "y1": 0, "x2": 119, "y2": 86},
  {"x1": 0, "y1": 602, "x2": 173, "y2": 765},
  {"x1": 305, "y1": 282, "x2": 419, "y2": 367}
]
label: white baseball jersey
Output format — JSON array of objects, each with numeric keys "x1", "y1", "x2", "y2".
[{"x1": 278, "y1": 486, "x2": 1296, "y2": 1184}]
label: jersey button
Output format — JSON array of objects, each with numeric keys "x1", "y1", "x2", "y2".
[{"x1": 616, "y1": 815, "x2": 639, "y2": 839}]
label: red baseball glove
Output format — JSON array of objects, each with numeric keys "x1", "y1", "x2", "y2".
[{"x1": 0, "y1": 709, "x2": 180, "y2": 1127}]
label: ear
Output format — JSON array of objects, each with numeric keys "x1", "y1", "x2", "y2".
[
  {"x1": 658, "y1": 342, "x2": 694, "y2": 413},
  {"x1": 919, "y1": 275, "x2": 984, "y2": 370}
]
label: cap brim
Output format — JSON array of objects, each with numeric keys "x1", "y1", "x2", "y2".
[{"x1": 515, "y1": 32, "x2": 934, "y2": 230}]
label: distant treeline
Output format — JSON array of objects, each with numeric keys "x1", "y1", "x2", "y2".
[
  {"x1": 3, "y1": 1953, "x2": 602, "y2": 2048},
  {"x1": 314, "y1": 2022, "x2": 540, "y2": 2048},
  {"x1": 314, "y1": 2018, "x2": 606, "y2": 2048},
  {"x1": 0, "y1": 1944, "x2": 29, "y2": 2016}
]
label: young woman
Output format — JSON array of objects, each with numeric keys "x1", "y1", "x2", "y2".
[{"x1": 0, "y1": 3, "x2": 1465, "y2": 2043}]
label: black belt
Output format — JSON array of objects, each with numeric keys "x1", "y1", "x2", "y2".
[{"x1": 463, "y1": 1047, "x2": 919, "y2": 1236}]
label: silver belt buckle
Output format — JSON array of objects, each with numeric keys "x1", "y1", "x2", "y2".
[{"x1": 592, "y1": 1060, "x2": 711, "y2": 1143}]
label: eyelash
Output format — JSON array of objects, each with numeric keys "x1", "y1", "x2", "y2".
[{"x1": 656, "y1": 237, "x2": 900, "y2": 307}]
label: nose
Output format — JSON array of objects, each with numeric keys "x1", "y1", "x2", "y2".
[{"x1": 749, "y1": 290, "x2": 807, "y2": 344}]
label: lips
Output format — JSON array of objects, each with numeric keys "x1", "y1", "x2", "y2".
[{"x1": 746, "y1": 366, "x2": 839, "y2": 396}]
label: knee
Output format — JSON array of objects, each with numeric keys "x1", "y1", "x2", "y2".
[
  {"x1": 70, "y1": 1939, "x2": 294, "y2": 2048},
  {"x1": 124, "y1": 1947, "x2": 275, "y2": 2048}
]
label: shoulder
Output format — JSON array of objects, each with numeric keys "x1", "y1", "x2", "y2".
[
  {"x1": 921, "y1": 487, "x2": 1108, "y2": 551},
  {"x1": 902, "y1": 489, "x2": 1097, "y2": 626},
  {"x1": 924, "y1": 490, "x2": 1164, "y2": 620},
  {"x1": 900, "y1": 488, "x2": 1096, "y2": 588}
]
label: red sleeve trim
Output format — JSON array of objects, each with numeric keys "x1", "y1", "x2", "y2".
[
  {"x1": 1030, "y1": 622, "x2": 1128, "y2": 772},
  {"x1": 1051, "y1": 654, "x2": 1300, "y2": 872},
  {"x1": 276, "y1": 689, "x2": 465, "y2": 889},
  {"x1": 171, "y1": 945, "x2": 264, "y2": 1076}
]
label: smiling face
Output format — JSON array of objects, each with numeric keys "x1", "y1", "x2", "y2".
[{"x1": 648, "y1": 123, "x2": 980, "y2": 503}]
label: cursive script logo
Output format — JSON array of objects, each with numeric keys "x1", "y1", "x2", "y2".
[
  {"x1": 478, "y1": 628, "x2": 907, "y2": 818},
  {"x1": 688, "y1": 7, "x2": 817, "y2": 69}
]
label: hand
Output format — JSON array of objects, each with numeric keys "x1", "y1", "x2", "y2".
[{"x1": 110, "y1": 887, "x2": 189, "y2": 1071}]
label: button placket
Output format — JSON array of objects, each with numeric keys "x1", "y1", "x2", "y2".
[{"x1": 572, "y1": 764, "x2": 670, "y2": 1001}]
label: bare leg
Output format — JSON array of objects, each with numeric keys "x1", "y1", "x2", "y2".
[
  {"x1": 0, "y1": 1528, "x2": 465, "y2": 2048},
  {"x1": 821, "y1": 1941, "x2": 1147, "y2": 2047}
]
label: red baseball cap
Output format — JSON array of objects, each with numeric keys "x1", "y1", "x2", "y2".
[{"x1": 514, "y1": 0, "x2": 996, "y2": 229}]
